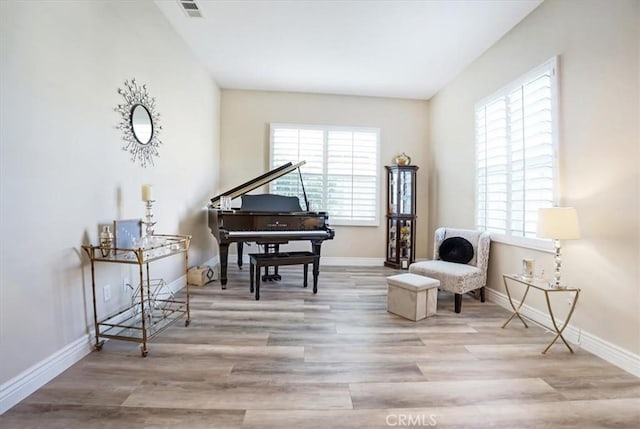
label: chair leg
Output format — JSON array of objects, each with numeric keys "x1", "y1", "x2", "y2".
[
  {"x1": 480, "y1": 286, "x2": 486, "y2": 302},
  {"x1": 454, "y1": 294, "x2": 462, "y2": 313}
]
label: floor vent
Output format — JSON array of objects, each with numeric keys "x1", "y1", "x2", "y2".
[{"x1": 178, "y1": 0, "x2": 203, "y2": 18}]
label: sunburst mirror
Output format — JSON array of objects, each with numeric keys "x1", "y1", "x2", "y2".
[{"x1": 115, "y1": 79, "x2": 162, "y2": 167}]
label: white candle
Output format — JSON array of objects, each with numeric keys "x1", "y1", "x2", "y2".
[{"x1": 141, "y1": 184, "x2": 153, "y2": 201}]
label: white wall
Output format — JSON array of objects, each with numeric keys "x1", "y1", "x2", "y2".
[
  {"x1": 0, "y1": 0, "x2": 220, "y2": 392},
  {"x1": 429, "y1": 0, "x2": 639, "y2": 355},
  {"x1": 220, "y1": 90, "x2": 430, "y2": 261}
]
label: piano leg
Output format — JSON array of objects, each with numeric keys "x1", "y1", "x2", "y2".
[
  {"x1": 219, "y1": 242, "x2": 230, "y2": 289},
  {"x1": 311, "y1": 240, "x2": 322, "y2": 294},
  {"x1": 312, "y1": 258, "x2": 319, "y2": 294},
  {"x1": 311, "y1": 240, "x2": 323, "y2": 257},
  {"x1": 237, "y1": 242, "x2": 244, "y2": 269},
  {"x1": 274, "y1": 244, "x2": 281, "y2": 281}
]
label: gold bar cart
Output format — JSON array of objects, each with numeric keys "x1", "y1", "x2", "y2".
[{"x1": 82, "y1": 234, "x2": 191, "y2": 357}]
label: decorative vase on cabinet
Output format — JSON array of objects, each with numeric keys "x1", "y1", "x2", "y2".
[{"x1": 385, "y1": 165, "x2": 418, "y2": 269}]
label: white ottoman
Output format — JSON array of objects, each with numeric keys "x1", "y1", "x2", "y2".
[{"x1": 387, "y1": 273, "x2": 439, "y2": 321}]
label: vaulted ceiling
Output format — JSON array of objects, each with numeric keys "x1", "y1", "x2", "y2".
[{"x1": 155, "y1": 0, "x2": 543, "y2": 100}]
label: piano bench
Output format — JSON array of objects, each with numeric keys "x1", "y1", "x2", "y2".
[{"x1": 249, "y1": 251, "x2": 320, "y2": 300}]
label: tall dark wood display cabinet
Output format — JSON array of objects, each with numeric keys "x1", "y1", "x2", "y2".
[{"x1": 384, "y1": 165, "x2": 418, "y2": 269}]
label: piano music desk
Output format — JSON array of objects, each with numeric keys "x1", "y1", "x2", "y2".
[{"x1": 249, "y1": 251, "x2": 320, "y2": 300}]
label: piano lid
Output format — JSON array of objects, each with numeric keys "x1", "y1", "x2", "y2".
[{"x1": 210, "y1": 161, "x2": 306, "y2": 208}]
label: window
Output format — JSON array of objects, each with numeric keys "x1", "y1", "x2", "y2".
[
  {"x1": 270, "y1": 124, "x2": 380, "y2": 226},
  {"x1": 475, "y1": 58, "x2": 558, "y2": 243}
]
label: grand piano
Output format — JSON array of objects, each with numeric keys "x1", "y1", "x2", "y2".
[{"x1": 208, "y1": 161, "x2": 335, "y2": 288}]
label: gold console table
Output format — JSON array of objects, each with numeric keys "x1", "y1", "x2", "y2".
[
  {"x1": 502, "y1": 274, "x2": 580, "y2": 354},
  {"x1": 82, "y1": 234, "x2": 191, "y2": 357}
]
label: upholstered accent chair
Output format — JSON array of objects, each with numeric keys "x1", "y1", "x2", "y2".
[{"x1": 409, "y1": 227, "x2": 491, "y2": 313}]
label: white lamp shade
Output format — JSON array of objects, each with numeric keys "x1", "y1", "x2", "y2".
[{"x1": 537, "y1": 207, "x2": 581, "y2": 240}]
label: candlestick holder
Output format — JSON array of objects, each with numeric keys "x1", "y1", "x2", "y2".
[{"x1": 142, "y1": 199, "x2": 156, "y2": 238}]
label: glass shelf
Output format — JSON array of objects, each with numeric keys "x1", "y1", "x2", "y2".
[
  {"x1": 503, "y1": 273, "x2": 580, "y2": 292},
  {"x1": 85, "y1": 234, "x2": 190, "y2": 264},
  {"x1": 99, "y1": 301, "x2": 187, "y2": 341}
]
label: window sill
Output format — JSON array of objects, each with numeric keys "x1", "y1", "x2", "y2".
[{"x1": 490, "y1": 234, "x2": 555, "y2": 253}]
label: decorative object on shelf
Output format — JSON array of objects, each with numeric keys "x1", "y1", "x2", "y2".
[
  {"x1": 99, "y1": 225, "x2": 114, "y2": 257},
  {"x1": 220, "y1": 195, "x2": 232, "y2": 211},
  {"x1": 385, "y1": 165, "x2": 419, "y2": 269},
  {"x1": 115, "y1": 78, "x2": 162, "y2": 168},
  {"x1": 141, "y1": 184, "x2": 156, "y2": 239},
  {"x1": 393, "y1": 152, "x2": 411, "y2": 166},
  {"x1": 114, "y1": 219, "x2": 142, "y2": 251},
  {"x1": 400, "y1": 225, "x2": 411, "y2": 245},
  {"x1": 522, "y1": 258, "x2": 535, "y2": 279},
  {"x1": 536, "y1": 207, "x2": 581, "y2": 288},
  {"x1": 131, "y1": 279, "x2": 174, "y2": 320}
]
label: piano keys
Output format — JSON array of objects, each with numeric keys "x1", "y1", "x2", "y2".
[{"x1": 208, "y1": 161, "x2": 335, "y2": 288}]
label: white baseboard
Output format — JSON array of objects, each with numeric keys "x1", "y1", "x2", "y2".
[
  {"x1": 487, "y1": 288, "x2": 640, "y2": 378},
  {"x1": 202, "y1": 255, "x2": 220, "y2": 270},
  {"x1": 320, "y1": 256, "x2": 385, "y2": 266},
  {"x1": 0, "y1": 273, "x2": 192, "y2": 416},
  {"x1": 168, "y1": 274, "x2": 187, "y2": 293},
  {"x1": 0, "y1": 334, "x2": 93, "y2": 415}
]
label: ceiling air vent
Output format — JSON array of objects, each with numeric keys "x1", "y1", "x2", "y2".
[{"x1": 178, "y1": 0, "x2": 203, "y2": 18}]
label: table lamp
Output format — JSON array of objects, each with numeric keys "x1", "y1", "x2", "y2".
[{"x1": 537, "y1": 207, "x2": 581, "y2": 288}]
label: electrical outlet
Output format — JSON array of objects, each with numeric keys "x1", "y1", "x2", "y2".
[
  {"x1": 122, "y1": 278, "x2": 130, "y2": 293},
  {"x1": 103, "y1": 285, "x2": 111, "y2": 302}
]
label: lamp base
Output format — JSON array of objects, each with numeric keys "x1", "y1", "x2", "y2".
[{"x1": 551, "y1": 239, "x2": 565, "y2": 289}]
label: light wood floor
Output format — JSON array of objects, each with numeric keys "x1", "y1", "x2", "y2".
[{"x1": 2, "y1": 265, "x2": 639, "y2": 428}]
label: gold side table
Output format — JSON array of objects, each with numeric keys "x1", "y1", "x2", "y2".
[{"x1": 501, "y1": 274, "x2": 580, "y2": 354}]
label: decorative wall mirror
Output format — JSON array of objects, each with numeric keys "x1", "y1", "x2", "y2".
[{"x1": 115, "y1": 79, "x2": 162, "y2": 167}]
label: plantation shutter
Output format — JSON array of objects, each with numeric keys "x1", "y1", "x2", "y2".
[
  {"x1": 270, "y1": 124, "x2": 380, "y2": 226},
  {"x1": 270, "y1": 127, "x2": 323, "y2": 210},
  {"x1": 476, "y1": 97, "x2": 509, "y2": 234},
  {"x1": 327, "y1": 130, "x2": 378, "y2": 223},
  {"x1": 476, "y1": 59, "x2": 556, "y2": 238}
]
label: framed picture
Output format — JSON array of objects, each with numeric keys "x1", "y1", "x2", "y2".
[{"x1": 113, "y1": 219, "x2": 142, "y2": 250}]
